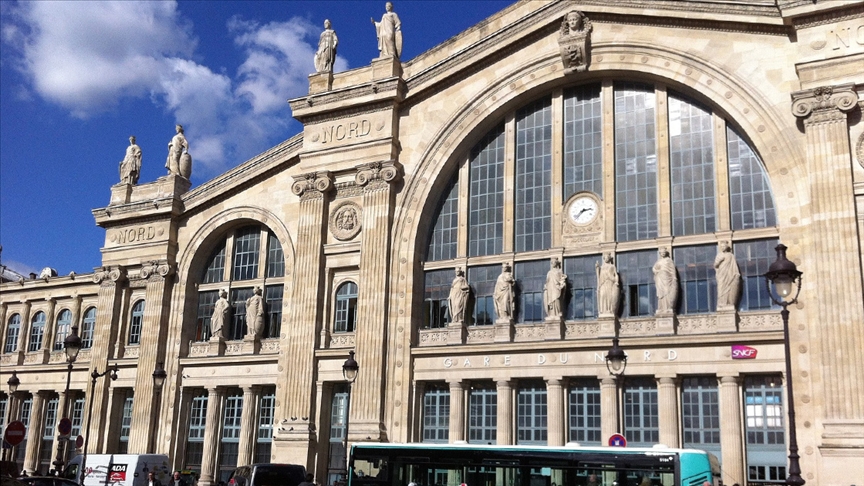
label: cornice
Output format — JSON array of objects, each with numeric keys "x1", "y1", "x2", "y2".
[
  {"x1": 289, "y1": 78, "x2": 406, "y2": 123},
  {"x1": 791, "y1": 3, "x2": 864, "y2": 29}
]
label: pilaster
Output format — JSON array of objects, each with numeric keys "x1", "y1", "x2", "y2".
[
  {"x1": 86, "y1": 266, "x2": 126, "y2": 452},
  {"x1": 656, "y1": 376, "x2": 679, "y2": 447},
  {"x1": 199, "y1": 387, "x2": 225, "y2": 486},
  {"x1": 600, "y1": 376, "x2": 618, "y2": 441},
  {"x1": 129, "y1": 260, "x2": 174, "y2": 453},
  {"x1": 349, "y1": 161, "x2": 400, "y2": 442},
  {"x1": 546, "y1": 378, "x2": 564, "y2": 446},
  {"x1": 791, "y1": 84, "x2": 864, "y2": 452},
  {"x1": 496, "y1": 380, "x2": 512, "y2": 445},
  {"x1": 718, "y1": 375, "x2": 744, "y2": 486},
  {"x1": 275, "y1": 171, "x2": 333, "y2": 463},
  {"x1": 448, "y1": 380, "x2": 465, "y2": 442},
  {"x1": 237, "y1": 386, "x2": 261, "y2": 466},
  {"x1": 23, "y1": 390, "x2": 47, "y2": 474}
]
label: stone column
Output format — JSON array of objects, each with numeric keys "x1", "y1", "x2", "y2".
[
  {"x1": 277, "y1": 171, "x2": 333, "y2": 462},
  {"x1": 23, "y1": 391, "x2": 47, "y2": 474},
  {"x1": 791, "y1": 84, "x2": 864, "y2": 453},
  {"x1": 0, "y1": 303, "x2": 6, "y2": 355},
  {"x1": 237, "y1": 386, "x2": 261, "y2": 466},
  {"x1": 600, "y1": 376, "x2": 618, "y2": 440},
  {"x1": 350, "y1": 162, "x2": 400, "y2": 442},
  {"x1": 199, "y1": 387, "x2": 225, "y2": 486},
  {"x1": 128, "y1": 261, "x2": 174, "y2": 453},
  {"x1": 18, "y1": 302, "x2": 32, "y2": 356},
  {"x1": 718, "y1": 375, "x2": 744, "y2": 486},
  {"x1": 657, "y1": 376, "x2": 679, "y2": 447},
  {"x1": 496, "y1": 380, "x2": 512, "y2": 445},
  {"x1": 448, "y1": 380, "x2": 465, "y2": 442},
  {"x1": 40, "y1": 299, "x2": 57, "y2": 363},
  {"x1": 87, "y1": 266, "x2": 126, "y2": 452},
  {"x1": 546, "y1": 378, "x2": 564, "y2": 446}
]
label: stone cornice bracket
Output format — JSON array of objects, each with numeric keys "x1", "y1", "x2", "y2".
[
  {"x1": 140, "y1": 260, "x2": 175, "y2": 281},
  {"x1": 291, "y1": 171, "x2": 334, "y2": 200},
  {"x1": 355, "y1": 161, "x2": 402, "y2": 189},
  {"x1": 791, "y1": 83, "x2": 858, "y2": 125},
  {"x1": 92, "y1": 265, "x2": 127, "y2": 286}
]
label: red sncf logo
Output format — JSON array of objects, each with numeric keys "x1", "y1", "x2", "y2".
[{"x1": 731, "y1": 345, "x2": 757, "y2": 359}]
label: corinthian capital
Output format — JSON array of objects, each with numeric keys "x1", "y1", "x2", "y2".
[
  {"x1": 291, "y1": 171, "x2": 334, "y2": 199},
  {"x1": 355, "y1": 161, "x2": 401, "y2": 187},
  {"x1": 791, "y1": 83, "x2": 858, "y2": 121}
]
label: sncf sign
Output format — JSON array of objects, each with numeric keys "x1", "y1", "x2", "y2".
[{"x1": 732, "y1": 345, "x2": 758, "y2": 359}]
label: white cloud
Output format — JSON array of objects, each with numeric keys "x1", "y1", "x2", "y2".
[{"x1": 1, "y1": 0, "x2": 347, "y2": 174}]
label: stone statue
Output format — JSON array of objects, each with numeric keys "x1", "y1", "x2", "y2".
[
  {"x1": 493, "y1": 262, "x2": 515, "y2": 321},
  {"x1": 544, "y1": 258, "x2": 567, "y2": 319},
  {"x1": 210, "y1": 289, "x2": 231, "y2": 340},
  {"x1": 557, "y1": 10, "x2": 592, "y2": 74},
  {"x1": 119, "y1": 136, "x2": 142, "y2": 185},
  {"x1": 596, "y1": 253, "x2": 620, "y2": 317},
  {"x1": 371, "y1": 2, "x2": 402, "y2": 59},
  {"x1": 165, "y1": 124, "x2": 191, "y2": 178},
  {"x1": 714, "y1": 241, "x2": 741, "y2": 310},
  {"x1": 315, "y1": 19, "x2": 338, "y2": 73},
  {"x1": 653, "y1": 247, "x2": 678, "y2": 315},
  {"x1": 448, "y1": 267, "x2": 470, "y2": 323},
  {"x1": 245, "y1": 286, "x2": 265, "y2": 338}
]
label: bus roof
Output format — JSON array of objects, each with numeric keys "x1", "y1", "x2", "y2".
[{"x1": 349, "y1": 442, "x2": 712, "y2": 456}]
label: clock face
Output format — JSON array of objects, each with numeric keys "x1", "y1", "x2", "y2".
[{"x1": 568, "y1": 195, "x2": 599, "y2": 225}]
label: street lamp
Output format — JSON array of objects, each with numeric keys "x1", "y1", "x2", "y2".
[
  {"x1": 53, "y1": 325, "x2": 82, "y2": 474},
  {"x1": 605, "y1": 338, "x2": 627, "y2": 434},
  {"x1": 341, "y1": 351, "x2": 359, "y2": 477},
  {"x1": 149, "y1": 362, "x2": 168, "y2": 453},
  {"x1": 153, "y1": 362, "x2": 167, "y2": 388},
  {"x1": 81, "y1": 363, "x2": 118, "y2": 486},
  {"x1": 4, "y1": 371, "x2": 21, "y2": 462},
  {"x1": 764, "y1": 243, "x2": 804, "y2": 486}
]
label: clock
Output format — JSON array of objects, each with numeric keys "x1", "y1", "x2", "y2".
[{"x1": 567, "y1": 193, "x2": 600, "y2": 225}]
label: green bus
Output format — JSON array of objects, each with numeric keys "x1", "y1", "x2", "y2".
[{"x1": 347, "y1": 443, "x2": 720, "y2": 486}]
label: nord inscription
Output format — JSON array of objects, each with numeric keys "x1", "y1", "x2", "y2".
[
  {"x1": 114, "y1": 226, "x2": 159, "y2": 244},
  {"x1": 321, "y1": 119, "x2": 372, "y2": 144}
]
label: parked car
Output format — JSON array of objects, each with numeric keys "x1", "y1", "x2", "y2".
[
  {"x1": 17, "y1": 477, "x2": 79, "y2": 486},
  {"x1": 227, "y1": 464, "x2": 306, "y2": 486}
]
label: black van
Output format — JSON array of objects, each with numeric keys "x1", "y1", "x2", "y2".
[{"x1": 227, "y1": 464, "x2": 306, "y2": 486}]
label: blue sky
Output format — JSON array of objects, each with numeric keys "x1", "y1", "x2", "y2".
[{"x1": 0, "y1": 0, "x2": 512, "y2": 276}]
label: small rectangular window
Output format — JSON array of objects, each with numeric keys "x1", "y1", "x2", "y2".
[
  {"x1": 568, "y1": 379, "x2": 601, "y2": 444},
  {"x1": 232, "y1": 227, "x2": 261, "y2": 281},
  {"x1": 468, "y1": 383, "x2": 497, "y2": 443},
  {"x1": 517, "y1": 381, "x2": 547, "y2": 445},
  {"x1": 624, "y1": 377, "x2": 658, "y2": 446},
  {"x1": 422, "y1": 384, "x2": 450, "y2": 443}
]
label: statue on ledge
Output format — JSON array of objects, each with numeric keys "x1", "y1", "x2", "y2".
[
  {"x1": 371, "y1": 2, "x2": 402, "y2": 59},
  {"x1": 166, "y1": 124, "x2": 192, "y2": 179},
  {"x1": 119, "y1": 136, "x2": 142, "y2": 185},
  {"x1": 315, "y1": 19, "x2": 338, "y2": 73}
]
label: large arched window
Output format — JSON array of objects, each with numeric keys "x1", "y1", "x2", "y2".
[
  {"x1": 129, "y1": 300, "x2": 145, "y2": 345},
  {"x1": 334, "y1": 282, "x2": 358, "y2": 333},
  {"x1": 53, "y1": 309, "x2": 72, "y2": 352},
  {"x1": 195, "y1": 224, "x2": 286, "y2": 342},
  {"x1": 424, "y1": 81, "x2": 777, "y2": 327},
  {"x1": 4, "y1": 314, "x2": 21, "y2": 353},
  {"x1": 29, "y1": 311, "x2": 46, "y2": 352},
  {"x1": 81, "y1": 307, "x2": 96, "y2": 349}
]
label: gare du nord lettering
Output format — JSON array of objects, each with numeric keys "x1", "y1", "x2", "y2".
[{"x1": 319, "y1": 119, "x2": 372, "y2": 144}]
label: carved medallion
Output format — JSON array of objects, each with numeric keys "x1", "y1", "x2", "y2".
[
  {"x1": 329, "y1": 202, "x2": 362, "y2": 241},
  {"x1": 857, "y1": 132, "x2": 864, "y2": 170}
]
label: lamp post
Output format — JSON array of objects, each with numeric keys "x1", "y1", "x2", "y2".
[
  {"x1": 53, "y1": 325, "x2": 82, "y2": 475},
  {"x1": 80, "y1": 363, "x2": 118, "y2": 486},
  {"x1": 764, "y1": 243, "x2": 804, "y2": 486},
  {"x1": 604, "y1": 337, "x2": 627, "y2": 433},
  {"x1": 4, "y1": 371, "x2": 21, "y2": 462},
  {"x1": 341, "y1": 351, "x2": 359, "y2": 477},
  {"x1": 150, "y1": 362, "x2": 167, "y2": 453}
]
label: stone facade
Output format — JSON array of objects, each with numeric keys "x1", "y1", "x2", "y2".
[{"x1": 2, "y1": 2, "x2": 864, "y2": 486}]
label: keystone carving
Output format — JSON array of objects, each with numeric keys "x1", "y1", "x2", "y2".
[{"x1": 557, "y1": 11, "x2": 592, "y2": 74}]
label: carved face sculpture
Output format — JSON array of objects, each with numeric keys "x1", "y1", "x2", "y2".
[
  {"x1": 385, "y1": 2, "x2": 393, "y2": 12},
  {"x1": 129, "y1": 136, "x2": 136, "y2": 144},
  {"x1": 324, "y1": 19, "x2": 331, "y2": 29},
  {"x1": 567, "y1": 12, "x2": 582, "y2": 32}
]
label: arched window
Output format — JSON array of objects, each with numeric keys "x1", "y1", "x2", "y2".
[
  {"x1": 334, "y1": 282, "x2": 358, "y2": 333},
  {"x1": 53, "y1": 309, "x2": 72, "y2": 351},
  {"x1": 423, "y1": 81, "x2": 777, "y2": 326},
  {"x1": 29, "y1": 311, "x2": 46, "y2": 352},
  {"x1": 81, "y1": 307, "x2": 96, "y2": 349},
  {"x1": 195, "y1": 225, "x2": 286, "y2": 342},
  {"x1": 129, "y1": 300, "x2": 145, "y2": 345},
  {"x1": 4, "y1": 314, "x2": 21, "y2": 353}
]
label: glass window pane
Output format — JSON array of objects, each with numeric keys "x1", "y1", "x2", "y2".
[
  {"x1": 232, "y1": 226, "x2": 261, "y2": 281},
  {"x1": 669, "y1": 94, "x2": 715, "y2": 236},
  {"x1": 427, "y1": 176, "x2": 460, "y2": 261},
  {"x1": 615, "y1": 83, "x2": 658, "y2": 242},
  {"x1": 564, "y1": 84, "x2": 603, "y2": 199},
  {"x1": 469, "y1": 125, "x2": 505, "y2": 257},
  {"x1": 728, "y1": 127, "x2": 776, "y2": 230},
  {"x1": 516, "y1": 97, "x2": 553, "y2": 253}
]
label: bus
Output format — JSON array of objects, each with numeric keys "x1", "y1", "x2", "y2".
[{"x1": 347, "y1": 443, "x2": 720, "y2": 486}]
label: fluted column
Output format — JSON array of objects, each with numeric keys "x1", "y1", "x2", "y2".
[
  {"x1": 128, "y1": 261, "x2": 174, "y2": 453},
  {"x1": 279, "y1": 172, "x2": 333, "y2": 432},
  {"x1": 0, "y1": 303, "x2": 6, "y2": 353},
  {"x1": 791, "y1": 84, "x2": 864, "y2": 440},
  {"x1": 600, "y1": 376, "x2": 618, "y2": 441},
  {"x1": 40, "y1": 299, "x2": 57, "y2": 362},
  {"x1": 546, "y1": 379, "x2": 564, "y2": 446},
  {"x1": 23, "y1": 391, "x2": 47, "y2": 474},
  {"x1": 237, "y1": 386, "x2": 261, "y2": 466},
  {"x1": 657, "y1": 376, "x2": 679, "y2": 447},
  {"x1": 496, "y1": 380, "x2": 512, "y2": 445},
  {"x1": 87, "y1": 266, "x2": 125, "y2": 452},
  {"x1": 718, "y1": 375, "x2": 744, "y2": 486},
  {"x1": 350, "y1": 162, "x2": 400, "y2": 441},
  {"x1": 199, "y1": 387, "x2": 225, "y2": 486},
  {"x1": 448, "y1": 380, "x2": 465, "y2": 442}
]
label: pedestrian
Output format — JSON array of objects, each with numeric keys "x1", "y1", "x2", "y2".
[
  {"x1": 171, "y1": 471, "x2": 188, "y2": 486},
  {"x1": 148, "y1": 472, "x2": 163, "y2": 486},
  {"x1": 299, "y1": 473, "x2": 316, "y2": 486}
]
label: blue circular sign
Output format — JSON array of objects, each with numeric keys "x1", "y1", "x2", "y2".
[{"x1": 608, "y1": 433, "x2": 627, "y2": 447}]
